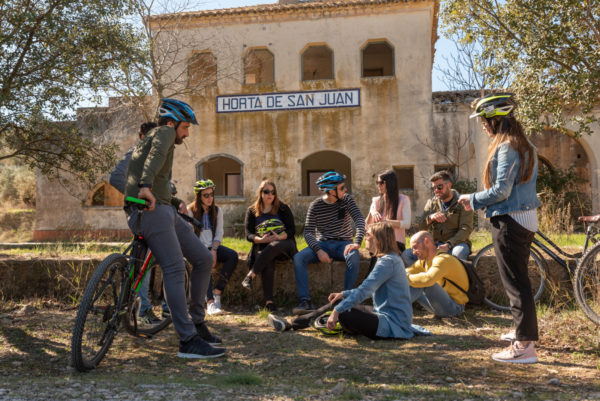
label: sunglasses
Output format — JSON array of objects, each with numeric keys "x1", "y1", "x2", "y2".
[
  {"x1": 202, "y1": 192, "x2": 214, "y2": 198},
  {"x1": 262, "y1": 189, "x2": 276, "y2": 195},
  {"x1": 431, "y1": 183, "x2": 445, "y2": 191},
  {"x1": 376, "y1": 180, "x2": 385, "y2": 185},
  {"x1": 338, "y1": 185, "x2": 347, "y2": 191}
]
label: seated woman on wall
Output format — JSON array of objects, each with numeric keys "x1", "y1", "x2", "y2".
[
  {"x1": 242, "y1": 179, "x2": 298, "y2": 312},
  {"x1": 324, "y1": 222, "x2": 429, "y2": 339},
  {"x1": 188, "y1": 179, "x2": 239, "y2": 315},
  {"x1": 365, "y1": 169, "x2": 411, "y2": 270}
]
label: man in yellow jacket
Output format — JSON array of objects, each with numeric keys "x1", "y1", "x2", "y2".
[{"x1": 406, "y1": 231, "x2": 468, "y2": 317}]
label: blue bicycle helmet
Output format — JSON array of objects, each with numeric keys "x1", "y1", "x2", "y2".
[
  {"x1": 316, "y1": 171, "x2": 345, "y2": 192},
  {"x1": 159, "y1": 98, "x2": 198, "y2": 125}
]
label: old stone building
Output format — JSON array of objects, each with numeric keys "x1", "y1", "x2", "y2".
[{"x1": 34, "y1": 0, "x2": 600, "y2": 240}]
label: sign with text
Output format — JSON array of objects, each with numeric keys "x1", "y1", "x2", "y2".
[{"x1": 216, "y1": 89, "x2": 360, "y2": 113}]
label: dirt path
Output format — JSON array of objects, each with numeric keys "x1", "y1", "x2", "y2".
[{"x1": 0, "y1": 303, "x2": 598, "y2": 400}]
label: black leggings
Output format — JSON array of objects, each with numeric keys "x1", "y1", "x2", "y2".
[
  {"x1": 206, "y1": 245, "x2": 239, "y2": 301},
  {"x1": 251, "y1": 239, "x2": 296, "y2": 302},
  {"x1": 338, "y1": 305, "x2": 380, "y2": 340}
]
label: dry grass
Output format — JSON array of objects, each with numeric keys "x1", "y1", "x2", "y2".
[{"x1": 0, "y1": 301, "x2": 598, "y2": 400}]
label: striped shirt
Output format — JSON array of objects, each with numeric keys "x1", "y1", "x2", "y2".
[{"x1": 304, "y1": 195, "x2": 366, "y2": 252}]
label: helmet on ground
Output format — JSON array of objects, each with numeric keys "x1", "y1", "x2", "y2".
[
  {"x1": 256, "y1": 218, "x2": 285, "y2": 236},
  {"x1": 194, "y1": 179, "x2": 215, "y2": 194},
  {"x1": 313, "y1": 311, "x2": 342, "y2": 335},
  {"x1": 159, "y1": 98, "x2": 198, "y2": 125},
  {"x1": 469, "y1": 93, "x2": 515, "y2": 119},
  {"x1": 316, "y1": 171, "x2": 345, "y2": 192}
]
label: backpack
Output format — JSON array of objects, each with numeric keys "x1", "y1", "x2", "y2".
[{"x1": 444, "y1": 259, "x2": 486, "y2": 306}]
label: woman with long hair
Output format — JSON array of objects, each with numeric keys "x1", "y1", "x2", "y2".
[
  {"x1": 325, "y1": 222, "x2": 424, "y2": 339},
  {"x1": 188, "y1": 179, "x2": 239, "y2": 315},
  {"x1": 242, "y1": 180, "x2": 297, "y2": 311},
  {"x1": 365, "y1": 169, "x2": 411, "y2": 269},
  {"x1": 459, "y1": 93, "x2": 541, "y2": 364}
]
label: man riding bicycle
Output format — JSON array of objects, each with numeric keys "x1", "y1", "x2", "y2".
[{"x1": 124, "y1": 98, "x2": 225, "y2": 359}]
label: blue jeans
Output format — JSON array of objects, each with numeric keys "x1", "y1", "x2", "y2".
[
  {"x1": 410, "y1": 284, "x2": 465, "y2": 317},
  {"x1": 293, "y1": 240, "x2": 360, "y2": 301},
  {"x1": 137, "y1": 271, "x2": 152, "y2": 315},
  {"x1": 402, "y1": 242, "x2": 471, "y2": 268}
]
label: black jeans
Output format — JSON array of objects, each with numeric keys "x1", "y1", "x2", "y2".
[
  {"x1": 206, "y1": 245, "x2": 239, "y2": 301},
  {"x1": 491, "y1": 214, "x2": 538, "y2": 341},
  {"x1": 338, "y1": 305, "x2": 380, "y2": 339},
  {"x1": 251, "y1": 239, "x2": 296, "y2": 302}
]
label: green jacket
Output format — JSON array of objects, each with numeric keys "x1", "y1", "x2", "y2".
[
  {"x1": 419, "y1": 189, "x2": 473, "y2": 248},
  {"x1": 124, "y1": 126, "x2": 175, "y2": 206}
]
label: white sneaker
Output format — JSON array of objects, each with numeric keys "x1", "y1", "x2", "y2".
[
  {"x1": 207, "y1": 302, "x2": 222, "y2": 315},
  {"x1": 492, "y1": 341, "x2": 538, "y2": 364},
  {"x1": 213, "y1": 294, "x2": 222, "y2": 310},
  {"x1": 500, "y1": 330, "x2": 516, "y2": 342}
]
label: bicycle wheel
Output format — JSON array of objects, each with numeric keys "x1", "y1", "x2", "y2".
[
  {"x1": 574, "y1": 242, "x2": 600, "y2": 325},
  {"x1": 71, "y1": 253, "x2": 129, "y2": 372},
  {"x1": 472, "y1": 243, "x2": 546, "y2": 311},
  {"x1": 122, "y1": 262, "x2": 172, "y2": 337}
]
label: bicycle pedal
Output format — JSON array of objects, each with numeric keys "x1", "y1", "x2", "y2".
[{"x1": 136, "y1": 332, "x2": 153, "y2": 339}]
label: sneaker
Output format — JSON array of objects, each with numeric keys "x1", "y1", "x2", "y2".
[
  {"x1": 500, "y1": 330, "x2": 516, "y2": 342},
  {"x1": 268, "y1": 314, "x2": 291, "y2": 332},
  {"x1": 292, "y1": 299, "x2": 315, "y2": 315},
  {"x1": 178, "y1": 335, "x2": 226, "y2": 359},
  {"x1": 241, "y1": 274, "x2": 253, "y2": 290},
  {"x1": 207, "y1": 302, "x2": 222, "y2": 315},
  {"x1": 213, "y1": 294, "x2": 222, "y2": 310},
  {"x1": 265, "y1": 302, "x2": 277, "y2": 313},
  {"x1": 492, "y1": 342, "x2": 538, "y2": 364},
  {"x1": 139, "y1": 309, "x2": 161, "y2": 325},
  {"x1": 195, "y1": 322, "x2": 222, "y2": 346}
]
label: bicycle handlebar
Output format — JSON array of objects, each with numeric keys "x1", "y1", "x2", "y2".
[{"x1": 125, "y1": 196, "x2": 203, "y2": 230}]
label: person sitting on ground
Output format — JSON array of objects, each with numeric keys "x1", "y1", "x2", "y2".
[
  {"x1": 365, "y1": 169, "x2": 411, "y2": 270},
  {"x1": 188, "y1": 179, "x2": 239, "y2": 315},
  {"x1": 269, "y1": 222, "x2": 430, "y2": 340},
  {"x1": 292, "y1": 171, "x2": 365, "y2": 314},
  {"x1": 406, "y1": 231, "x2": 468, "y2": 318},
  {"x1": 242, "y1": 180, "x2": 297, "y2": 312},
  {"x1": 403, "y1": 170, "x2": 473, "y2": 265}
]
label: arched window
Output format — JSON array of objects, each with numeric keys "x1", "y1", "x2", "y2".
[
  {"x1": 302, "y1": 45, "x2": 333, "y2": 81},
  {"x1": 196, "y1": 154, "x2": 243, "y2": 197},
  {"x1": 85, "y1": 182, "x2": 123, "y2": 207},
  {"x1": 301, "y1": 151, "x2": 351, "y2": 195},
  {"x1": 244, "y1": 48, "x2": 274, "y2": 84},
  {"x1": 188, "y1": 51, "x2": 217, "y2": 89},
  {"x1": 361, "y1": 41, "x2": 394, "y2": 77}
]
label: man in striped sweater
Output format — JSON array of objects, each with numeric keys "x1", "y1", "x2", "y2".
[{"x1": 292, "y1": 171, "x2": 366, "y2": 315}]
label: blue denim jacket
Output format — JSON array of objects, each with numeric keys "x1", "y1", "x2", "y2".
[{"x1": 471, "y1": 141, "x2": 540, "y2": 218}]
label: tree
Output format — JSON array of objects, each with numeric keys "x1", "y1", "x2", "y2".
[
  {"x1": 441, "y1": 0, "x2": 600, "y2": 136},
  {"x1": 99, "y1": 0, "x2": 242, "y2": 122},
  {"x1": 0, "y1": 0, "x2": 142, "y2": 184}
]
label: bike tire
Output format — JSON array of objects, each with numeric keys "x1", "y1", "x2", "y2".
[
  {"x1": 122, "y1": 262, "x2": 172, "y2": 337},
  {"x1": 472, "y1": 243, "x2": 546, "y2": 311},
  {"x1": 574, "y1": 242, "x2": 600, "y2": 326},
  {"x1": 71, "y1": 253, "x2": 129, "y2": 372}
]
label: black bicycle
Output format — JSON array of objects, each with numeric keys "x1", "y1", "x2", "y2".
[
  {"x1": 71, "y1": 198, "x2": 200, "y2": 371},
  {"x1": 472, "y1": 215, "x2": 600, "y2": 325}
]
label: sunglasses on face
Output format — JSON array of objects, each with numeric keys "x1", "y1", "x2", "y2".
[
  {"x1": 202, "y1": 192, "x2": 214, "y2": 198},
  {"x1": 431, "y1": 183, "x2": 445, "y2": 191},
  {"x1": 262, "y1": 189, "x2": 275, "y2": 195},
  {"x1": 338, "y1": 185, "x2": 347, "y2": 191},
  {"x1": 376, "y1": 180, "x2": 385, "y2": 185}
]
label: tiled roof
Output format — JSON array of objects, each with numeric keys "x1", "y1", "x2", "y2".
[{"x1": 151, "y1": 0, "x2": 435, "y2": 19}]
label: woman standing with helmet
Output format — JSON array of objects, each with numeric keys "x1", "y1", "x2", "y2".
[
  {"x1": 365, "y1": 169, "x2": 411, "y2": 270},
  {"x1": 188, "y1": 179, "x2": 239, "y2": 315},
  {"x1": 242, "y1": 180, "x2": 297, "y2": 312},
  {"x1": 458, "y1": 93, "x2": 541, "y2": 364}
]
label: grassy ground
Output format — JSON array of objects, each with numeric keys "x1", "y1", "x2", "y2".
[{"x1": 0, "y1": 300, "x2": 598, "y2": 400}]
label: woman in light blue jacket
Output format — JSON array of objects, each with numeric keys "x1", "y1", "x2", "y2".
[
  {"x1": 459, "y1": 93, "x2": 540, "y2": 364},
  {"x1": 326, "y1": 222, "x2": 428, "y2": 339}
]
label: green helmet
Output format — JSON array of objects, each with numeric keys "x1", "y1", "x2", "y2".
[
  {"x1": 313, "y1": 311, "x2": 342, "y2": 335},
  {"x1": 469, "y1": 93, "x2": 515, "y2": 119},
  {"x1": 193, "y1": 179, "x2": 215, "y2": 194},
  {"x1": 256, "y1": 218, "x2": 285, "y2": 236}
]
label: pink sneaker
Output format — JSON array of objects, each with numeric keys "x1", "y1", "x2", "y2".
[{"x1": 492, "y1": 342, "x2": 538, "y2": 364}]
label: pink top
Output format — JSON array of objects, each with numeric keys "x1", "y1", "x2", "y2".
[{"x1": 366, "y1": 194, "x2": 411, "y2": 244}]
